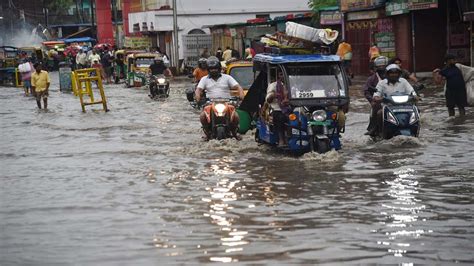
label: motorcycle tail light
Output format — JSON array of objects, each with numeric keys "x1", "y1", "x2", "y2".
[{"x1": 289, "y1": 113, "x2": 297, "y2": 121}]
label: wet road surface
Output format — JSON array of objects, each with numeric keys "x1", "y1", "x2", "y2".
[{"x1": 1, "y1": 73, "x2": 473, "y2": 265}]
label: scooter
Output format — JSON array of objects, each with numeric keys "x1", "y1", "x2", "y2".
[
  {"x1": 148, "y1": 74, "x2": 170, "y2": 99},
  {"x1": 381, "y1": 92, "x2": 420, "y2": 139}
]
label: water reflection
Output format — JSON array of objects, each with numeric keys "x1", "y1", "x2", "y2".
[
  {"x1": 202, "y1": 157, "x2": 249, "y2": 263},
  {"x1": 379, "y1": 168, "x2": 430, "y2": 257}
]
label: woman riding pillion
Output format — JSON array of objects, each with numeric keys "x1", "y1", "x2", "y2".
[
  {"x1": 364, "y1": 56, "x2": 388, "y2": 135},
  {"x1": 195, "y1": 56, "x2": 245, "y2": 141}
]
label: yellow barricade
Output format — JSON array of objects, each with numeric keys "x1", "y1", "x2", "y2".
[{"x1": 72, "y1": 68, "x2": 109, "y2": 113}]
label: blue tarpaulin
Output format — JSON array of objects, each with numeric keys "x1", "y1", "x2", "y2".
[
  {"x1": 253, "y1": 53, "x2": 340, "y2": 64},
  {"x1": 59, "y1": 37, "x2": 96, "y2": 44}
]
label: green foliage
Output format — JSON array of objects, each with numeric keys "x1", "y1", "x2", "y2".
[
  {"x1": 308, "y1": 0, "x2": 339, "y2": 12},
  {"x1": 47, "y1": 0, "x2": 74, "y2": 14}
]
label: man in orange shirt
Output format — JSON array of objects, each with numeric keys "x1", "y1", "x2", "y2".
[{"x1": 193, "y1": 58, "x2": 208, "y2": 83}]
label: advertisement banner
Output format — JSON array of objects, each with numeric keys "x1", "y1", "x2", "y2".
[
  {"x1": 375, "y1": 18, "x2": 396, "y2": 58},
  {"x1": 386, "y1": 0, "x2": 409, "y2": 16},
  {"x1": 320, "y1": 11, "x2": 343, "y2": 25},
  {"x1": 408, "y1": 0, "x2": 438, "y2": 10},
  {"x1": 124, "y1": 36, "x2": 151, "y2": 48}
]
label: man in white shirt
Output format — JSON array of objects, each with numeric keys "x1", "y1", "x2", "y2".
[
  {"x1": 370, "y1": 64, "x2": 419, "y2": 136},
  {"x1": 195, "y1": 56, "x2": 244, "y2": 140},
  {"x1": 265, "y1": 71, "x2": 289, "y2": 146},
  {"x1": 88, "y1": 50, "x2": 101, "y2": 67}
]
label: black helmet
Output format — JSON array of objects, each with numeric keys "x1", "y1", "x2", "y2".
[
  {"x1": 206, "y1": 56, "x2": 221, "y2": 70},
  {"x1": 198, "y1": 58, "x2": 207, "y2": 69}
]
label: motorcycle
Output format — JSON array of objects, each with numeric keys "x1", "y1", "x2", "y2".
[
  {"x1": 381, "y1": 92, "x2": 420, "y2": 139},
  {"x1": 148, "y1": 74, "x2": 170, "y2": 99},
  {"x1": 203, "y1": 97, "x2": 239, "y2": 140}
]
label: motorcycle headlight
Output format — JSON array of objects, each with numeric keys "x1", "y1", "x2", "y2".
[
  {"x1": 312, "y1": 110, "x2": 327, "y2": 122},
  {"x1": 387, "y1": 111, "x2": 398, "y2": 125},
  {"x1": 157, "y1": 78, "x2": 166, "y2": 84},
  {"x1": 215, "y1": 103, "x2": 226, "y2": 116},
  {"x1": 409, "y1": 112, "x2": 418, "y2": 124}
]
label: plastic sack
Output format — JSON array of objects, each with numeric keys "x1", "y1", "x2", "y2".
[
  {"x1": 285, "y1": 22, "x2": 339, "y2": 45},
  {"x1": 18, "y1": 62, "x2": 32, "y2": 73},
  {"x1": 455, "y1": 63, "x2": 474, "y2": 106}
]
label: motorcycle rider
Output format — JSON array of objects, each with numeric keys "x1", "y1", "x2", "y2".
[
  {"x1": 149, "y1": 56, "x2": 172, "y2": 77},
  {"x1": 193, "y1": 58, "x2": 208, "y2": 83},
  {"x1": 195, "y1": 56, "x2": 245, "y2": 141},
  {"x1": 371, "y1": 64, "x2": 419, "y2": 136},
  {"x1": 149, "y1": 56, "x2": 172, "y2": 97},
  {"x1": 364, "y1": 56, "x2": 388, "y2": 135}
]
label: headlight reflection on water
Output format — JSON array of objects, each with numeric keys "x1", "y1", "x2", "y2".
[{"x1": 378, "y1": 168, "x2": 431, "y2": 258}]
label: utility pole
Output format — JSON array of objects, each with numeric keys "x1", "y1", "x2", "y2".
[
  {"x1": 172, "y1": 0, "x2": 180, "y2": 74},
  {"x1": 112, "y1": 0, "x2": 119, "y2": 47}
]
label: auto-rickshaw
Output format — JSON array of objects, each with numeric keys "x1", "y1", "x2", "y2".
[
  {"x1": 225, "y1": 60, "x2": 255, "y2": 97},
  {"x1": 113, "y1": 49, "x2": 144, "y2": 84},
  {"x1": 125, "y1": 53, "x2": 156, "y2": 87},
  {"x1": 238, "y1": 53, "x2": 350, "y2": 154},
  {"x1": 0, "y1": 46, "x2": 20, "y2": 86},
  {"x1": 0, "y1": 46, "x2": 19, "y2": 68},
  {"x1": 18, "y1": 47, "x2": 44, "y2": 64}
]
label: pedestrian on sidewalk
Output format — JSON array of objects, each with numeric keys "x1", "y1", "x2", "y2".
[
  {"x1": 31, "y1": 63, "x2": 50, "y2": 109},
  {"x1": 433, "y1": 54, "x2": 468, "y2": 117}
]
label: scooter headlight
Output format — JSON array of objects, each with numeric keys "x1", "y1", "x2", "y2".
[
  {"x1": 312, "y1": 110, "x2": 327, "y2": 122},
  {"x1": 157, "y1": 78, "x2": 166, "y2": 84},
  {"x1": 392, "y1": 95, "x2": 409, "y2": 103},
  {"x1": 215, "y1": 103, "x2": 226, "y2": 116},
  {"x1": 409, "y1": 112, "x2": 418, "y2": 124},
  {"x1": 387, "y1": 111, "x2": 398, "y2": 125}
]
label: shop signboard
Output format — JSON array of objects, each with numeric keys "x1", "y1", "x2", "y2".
[
  {"x1": 375, "y1": 18, "x2": 396, "y2": 58},
  {"x1": 124, "y1": 36, "x2": 151, "y2": 48},
  {"x1": 386, "y1": 0, "x2": 409, "y2": 16},
  {"x1": 408, "y1": 0, "x2": 438, "y2": 10},
  {"x1": 347, "y1": 10, "x2": 380, "y2": 21},
  {"x1": 320, "y1": 10, "x2": 343, "y2": 25},
  {"x1": 341, "y1": 0, "x2": 386, "y2": 12}
]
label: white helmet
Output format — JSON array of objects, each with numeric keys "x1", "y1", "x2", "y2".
[{"x1": 386, "y1": 63, "x2": 401, "y2": 73}]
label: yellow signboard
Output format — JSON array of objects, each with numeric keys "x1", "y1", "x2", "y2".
[{"x1": 124, "y1": 37, "x2": 152, "y2": 48}]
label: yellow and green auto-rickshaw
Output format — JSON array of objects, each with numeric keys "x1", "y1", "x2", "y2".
[
  {"x1": 225, "y1": 60, "x2": 255, "y2": 97},
  {"x1": 0, "y1": 46, "x2": 20, "y2": 87},
  {"x1": 125, "y1": 52, "x2": 156, "y2": 87}
]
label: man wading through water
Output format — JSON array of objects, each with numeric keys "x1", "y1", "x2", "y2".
[{"x1": 31, "y1": 63, "x2": 51, "y2": 109}]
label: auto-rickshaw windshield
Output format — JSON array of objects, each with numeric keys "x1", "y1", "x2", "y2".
[
  {"x1": 286, "y1": 64, "x2": 346, "y2": 99},
  {"x1": 135, "y1": 58, "x2": 154, "y2": 67},
  {"x1": 229, "y1": 66, "x2": 254, "y2": 88}
]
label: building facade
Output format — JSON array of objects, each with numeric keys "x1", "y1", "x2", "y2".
[{"x1": 126, "y1": 0, "x2": 311, "y2": 65}]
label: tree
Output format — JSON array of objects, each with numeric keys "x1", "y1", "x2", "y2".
[{"x1": 308, "y1": 0, "x2": 339, "y2": 12}]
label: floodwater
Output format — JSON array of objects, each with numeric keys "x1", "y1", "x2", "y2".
[{"x1": 1, "y1": 73, "x2": 473, "y2": 265}]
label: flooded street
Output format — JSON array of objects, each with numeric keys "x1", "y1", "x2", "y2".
[{"x1": 1, "y1": 73, "x2": 473, "y2": 265}]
